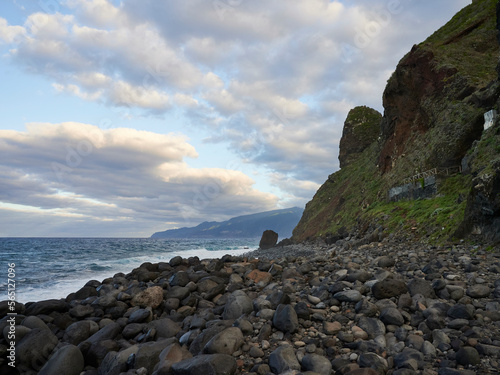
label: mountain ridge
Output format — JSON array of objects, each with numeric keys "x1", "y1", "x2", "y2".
[{"x1": 151, "y1": 207, "x2": 303, "y2": 239}]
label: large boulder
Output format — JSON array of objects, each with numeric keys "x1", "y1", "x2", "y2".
[
  {"x1": 38, "y1": 344, "x2": 84, "y2": 375},
  {"x1": 259, "y1": 230, "x2": 278, "y2": 249},
  {"x1": 170, "y1": 354, "x2": 237, "y2": 375}
]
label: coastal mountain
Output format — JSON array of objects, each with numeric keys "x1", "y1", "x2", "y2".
[
  {"x1": 293, "y1": 0, "x2": 500, "y2": 245},
  {"x1": 151, "y1": 207, "x2": 303, "y2": 239}
]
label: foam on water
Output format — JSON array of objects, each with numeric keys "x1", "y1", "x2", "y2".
[{"x1": 0, "y1": 238, "x2": 258, "y2": 303}]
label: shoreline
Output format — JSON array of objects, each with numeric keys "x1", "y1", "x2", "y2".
[{"x1": 1, "y1": 240, "x2": 499, "y2": 374}]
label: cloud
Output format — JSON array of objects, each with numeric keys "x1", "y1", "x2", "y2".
[
  {"x1": 0, "y1": 123, "x2": 278, "y2": 236},
  {"x1": 1, "y1": 0, "x2": 471, "y2": 227}
]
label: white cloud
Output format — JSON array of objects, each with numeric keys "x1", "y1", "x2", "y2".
[
  {"x1": 109, "y1": 81, "x2": 171, "y2": 110},
  {"x1": 0, "y1": 17, "x2": 26, "y2": 43},
  {"x1": 0, "y1": 123, "x2": 278, "y2": 236}
]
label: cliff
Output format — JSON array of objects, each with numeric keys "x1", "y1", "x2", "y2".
[
  {"x1": 293, "y1": 0, "x2": 500, "y2": 245},
  {"x1": 152, "y1": 207, "x2": 303, "y2": 239}
]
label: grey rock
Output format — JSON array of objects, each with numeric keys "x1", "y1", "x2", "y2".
[
  {"x1": 408, "y1": 278, "x2": 436, "y2": 298},
  {"x1": 334, "y1": 290, "x2": 363, "y2": 303},
  {"x1": 16, "y1": 328, "x2": 59, "y2": 373},
  {"x1": 21, "y1": 316, "x2": 50, "y2": 331},
  {"x1": 155, "y1": 342, "x2": 193, "y2": 375},
  {"x1": 269, "y1": 346, "x2": 300, "y2": 374},
  {"x1": 456, "y1": 347, "x2": 481, "y2": 366},
  {"x1": 358, "y1": 352, "x2": 389, "y2": 374},
  {"x1": 466, "y1": 285, "x2": 491, "y2": 298},
  {"x1": 63, "y1": 320, "x2": 100, "y2": 346},
  {"x1": 372, "y1": 279, "x2": 407, "y2": 299},
  {"x1": 380, "y1": 307, "x2": 404, "y2": 326},
  {"x1": 147, "y1": 318, "x2": 181, "y2": 339},
  {"x1": 169, "y1": 271, "x2": 190, "y2": 287},
  {"x1": 189, "y1": 321, "x2": 233, "y2": 355},
  {"x1": 122, "y1": 323, "x2": 145, "y2": 340},
  {"x1": 355, "y1": 299, "x2": 379, "y2": 317},
  {"x1": 98, "y1": 345, "x2": 139, "y2": 375},
  {"x1": 128, "y1": 308, "x2": 152, "y2": 323},
  {"x1": 24, "y1": 299, "x2": 69, "y2": 316},
  {"x1": 167, "y1": 286, "x2": 191, "y2": 300},
  {"x1": 421, "y1": 340, "x2": 436, "y2": 357},
  {"x1": 39, "y1": 344, "x2": 84, "y2": 375},
  {"x1": 69, "y1": 304, "x2": 94, "y2": 318},
  {"x1": 222, "y1": 290, "x2": 253, "y2": 320},
  {"x1": 204, "y1": 327, "x2": 244, "y2": 355},
  {"x1": 378, "y1": 256, "x2": 396, "y2": 268},
  {"x1": 394, "y1": 348, "x2": 424, "y2": 370},
  {"x1": 301, "y1": 354, "x2": 332, "y2": 375},
  {"x1": 273, "y1": 304, "x2": 299, "y2": 334},
  {"x1": 476, "y1": 343, "x2": 500, "y2": 357},
  {"x1": 357, "y1": 316, "x2": 386, "y2": 339},
  {"x1": 447, "y1": 304, "x2": 475, "y2": 320},
  {"x1": 135, "y1": 338, "x2": 176, "y2": 374},
  {"x1": 171, "y1": 354, "x2": 237, "y2": 375},
  {"x1": 437, "y1": 368, "x2": 476, "y2": 375}
]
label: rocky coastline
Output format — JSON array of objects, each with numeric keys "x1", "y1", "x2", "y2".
[{"x1": 1, "y1": 240, "x2": 500, "y2": 375}]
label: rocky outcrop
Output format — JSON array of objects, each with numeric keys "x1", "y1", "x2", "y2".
[
  {"x1": 339, "y1": 106, "x2": 381, "y2": 169},
  {"x1": 259, "y1": 230, "x2": 278, "y2": 249},
  {"x1": 293, "y1": 0, "x2": 500, "y2": 244}
]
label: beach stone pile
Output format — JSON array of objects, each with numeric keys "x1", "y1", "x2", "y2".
[{"x1": 1, "y1": 241, "x2": 500, "y2": 375}]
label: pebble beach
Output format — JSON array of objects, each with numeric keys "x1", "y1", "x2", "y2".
[{"x1": 1, "y1": 240, "x2": 500, "y2": 375}]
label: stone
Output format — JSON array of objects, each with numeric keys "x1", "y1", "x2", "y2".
[
  {"x1": 24, "y1": 299, "x2": 69, "y2": 316},
  {"x1": 167, "y1": 286, "x2": 191, "y2": 300},
  {"x1": 204, "y1": 327, "x2": 244, "y2": 355},
  {"x1": 334, "y1": 290, "x2": 363, "y2": 303},
  {"x1": 345, "y1": 369, "x2": 380, "y2": 375},
  {"x1": 246, "y1": 269, "x2": 273, "y2": 286},
  {"x1": 437, "y1": 369, "x2": 476, "y2": 375},
  {"x1": 131, "y1": 286, "x2": 164, "y2": 308},
  {"x1": 155, "y1": 343, "x2": 193, "y2": 375},
  {"x1": 466, "y1": 285, "x2": 491, "y2": 298},
  {"x1": 16, "y1": 328, "x2": 59, "y2": 373},
  {"x1": 63, "y1": 320, "x2": 100, "y2": 345},
  {"x1": 380, "y1": 307, "x2": 405, "y2": 326},
  {"x1": 147, "y1": 318, "x2": 181, "y2": 339},
  {"x1": 301, "y1": 354, "x2": 333, "y2": 375},
  {"x1": 273, "y1": 304, "x2": 299, "y2": 334},
  {"x1": 69, "y1": 304, "x2": 94, "y2": 318},
  {"x1": 135, "y1": 339, "x2": 176, "y2": 374},
  {"x1": 189, "y1": 321, "x2": 233, "y2": 355},
  {"x1": 249, "y1": 346, "x2": 265, "y2": 358},
  {"x1": 222, "y1": 290, "x2": 253, "y2": 320},
  {"x1": 99, "y1": 345, "x2": 139, "y2": 375},
  {"x1": 408, "y1": 279, "x2": 436, "y2": 298},
  {"x1": 456, "y1": 347, "x2": 481, "y2": 366},
  {"x1": 268, "y1": 346, "x2": 300, "y2": 374},
  {"x1": 171, "y1": 354, "x2": 237, "y2": 375},
  {"x1": 122, "y1": 323, "x2": 145, "y2": 340},
  {"x1": 394, "y1": 348, "x2": 424, "y2": 370},
  {"x1": 169, "y1": 271, "x2": 190, "y2": 287},
  {"x1": 357, "y1": 316, "x2": 386, "y2": 339},
  {"x1": 372, "y1": 279, "x2": 407, "y2": 299},
  {"x1": 294, "y1": 301, "x2": 311, "y2": 319},
  {"x1": 358, "y1": 353, "x2": 389, "y2": 374},
  {"x1": 259, "y1": 230, "x2": 279, "y2": 249},
  {"x1": 355, "y1": 299, "x2": 379, "y2": 317},
  {"x1": 378, "y1": 256, "x2": 396, "y2": 268},
  {"x1": 38, "y1": 344, "x2": 84, "y2": 375},
  {"x1": 323, "y1": 321, "x2": 342, "y2": 335},
  {"x1": 129, "y1": 308, "x2": 152, "y2": 323},
  {"x1": 447, "y1": 304, "x2": 475, "y2": 320}
]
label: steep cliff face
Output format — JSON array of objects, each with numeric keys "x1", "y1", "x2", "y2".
[
  {"x1": 293, "y1": 0, "x2": 500, "y2": 244},
  {"x1": 339, "y1": 106, "x2": 382, "y2": 169}
]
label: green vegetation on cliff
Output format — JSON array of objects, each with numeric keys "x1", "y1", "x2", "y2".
[{"x1": 293, "y1": 0, "x2": 500, "y2": 244}]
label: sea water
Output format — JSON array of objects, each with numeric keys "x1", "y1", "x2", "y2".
[{"x1": 0, "y1": 238, "x2": 258, "y2": 303}]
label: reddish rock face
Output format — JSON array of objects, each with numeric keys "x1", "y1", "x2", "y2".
[{"x1": 378, "y1": 46, "x2": 457, "y2": 174}]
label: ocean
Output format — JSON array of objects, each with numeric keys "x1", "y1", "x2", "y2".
[{"x1": 0, "y1": 238, "x2": 259, "y2": 304}]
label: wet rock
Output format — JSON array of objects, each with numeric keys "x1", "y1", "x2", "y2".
[
  {"x1": 24, "y1": 299, "x2": 69, "y2": 316},
  {"x1": 269, "y1": 345, "x2": 300, "y2": 373},
  {"x1": 302, "y1": 353, "x2": 332, "y2": 375},
  {"x1": 357, "y1": 316, "x2": 386, "y2": 339},
  {"x1": 99, "y1": 345, "x2": 139, "y2": 375},
  {"x1": 204, "y1": 327, "x2": 244, "y2": 355},
  {"x1": 380, "y1": 307, "x2": 405, "y2": 326},
  {"x1": 16, "y1": 328, "x2": 59, "y2": 373},
  {"x1": 147, "y1": 318, "x2": 181, "y2": 339},
  {"x1": 135, "y1": 339, "x2": 176, "y2": 374},
  {"x1": 372, "y1": 279, "x2": 407, "y2": 299},
  {"x1": 358, "y1": 352, "x2": 389, "y2": 374},
  {"x1": 273, "y1": 304, "x2": 299, "y2": 334},
  {"x1": 38, "y1": 344, "x2": 84, "y2": 375},
  {"x1": 456, "y1": 346, "x2": 481, "y2": 366},
  {"x1": 447, "y1": 304, "x2": 475, "y2": 320},
  {"x1": 334, "y1": 290, "x2": 363, "y2": 303},
  {"x1": 466, "y1": 285, "x2": 491, "y2": 298},
  {"x1": 222, "y1": 290, "x2": 253, "y2": 320},
  {"x1": 171, "y1": 354, "x2": 237, "y2": 375},
  {"x1": 63, "y1": 320, "x2": 100, "y2": 346}
]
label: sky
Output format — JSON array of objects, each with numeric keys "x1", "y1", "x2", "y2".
[{"x1": 0, "y1": 0, "x2": 471, "y2": 237}]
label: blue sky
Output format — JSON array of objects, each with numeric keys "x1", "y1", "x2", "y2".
[{"x1": 0, "y1": 0, "x2": 470, "y2": 237}]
